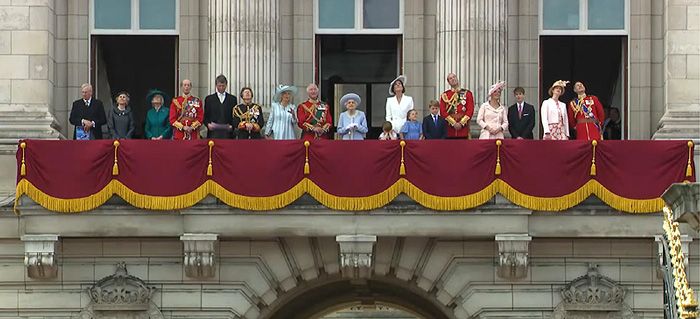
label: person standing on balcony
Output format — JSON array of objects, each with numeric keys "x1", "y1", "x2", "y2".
[
  {"x1": 423, "y1": 100, "x2": 448, "y2": 140},
  {"x1": 169, "y1": 79, "x2": 203, "y2": 140},
  {"x1": 568, "y1": 81, "x2": 605, "y2": 141},
  {"x1": 144, "y1": 89, "x2": 172, "y2": 140},
  {"x1": 69, "y1": 83, "x2": 107, "y2": 140},
  {"x1": 232, "y1": 87, "x2": 265, "y2": 139},
  {"x1": 107, "y1": 91, "x2": 135, "y2": 139},
  {"x1": 297, "y1": 83, "x2": 333, "y2": 141},
  {"x1": 507, "y1": 87, "x2": 535, "y2": 139},
  {"x1": 203, "y1": 74, "x2": 237, "y2": 139},
  {"x1": 265, "y1": 85, "x2": 297, "y2": 140},
  {"x1": 439, "y1": 73, "x2": 475, "y2": 139},
  {"x1": 337, "y1": 93, "x2": 368, "y2": 140},
  {"x1": 385, "y1": 75, "x2": 414, "y2": 134},
  {"x1": 541, "y1": 80, "x2": 570, "y2": 140},
  {"x1": 477, "y1": 81, "x2": 508, "y2": 140}
]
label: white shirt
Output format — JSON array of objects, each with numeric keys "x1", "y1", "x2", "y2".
[
  {"x1": 217, "y1": 91, "x2": 226, "y2": 104},
  {"x1": 84, "y1": 98, "x2": 91, "y2": 106},
  {"x1": 385, "y1": 95, "x2": 414, "y2": 133}
]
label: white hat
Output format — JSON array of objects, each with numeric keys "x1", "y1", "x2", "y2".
[
  {"x1": 389, "y1": 75, "x2": 407, "y2": 96},
  {"x1": 488, "y1": 81, "x2": 506, "y2": 97},
  {"x1": 273, "y1": 85, "x2": 298, "y2": 102},
  {"x1": 340, "y1": 93, "x2": 361, "y2": 108}
]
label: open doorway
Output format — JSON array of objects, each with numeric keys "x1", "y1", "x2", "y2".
[
  {"x1": 91, "y1": 35, "x2": 178, "y2": 139},
  {"x1": 317, "y1": 35, "x2": 401, "y2": 139},
  {"x1": 540, "y1": 36, "x2": 627, "y2": 139}
]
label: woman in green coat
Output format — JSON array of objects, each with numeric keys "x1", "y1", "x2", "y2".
[{"x1": 144, "y1": 89, "x2": 173, "y2": 140}]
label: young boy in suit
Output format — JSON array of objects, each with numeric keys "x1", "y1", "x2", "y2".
[{"x1": 422, "y1": 100, "x2": 448, "y2": 139}]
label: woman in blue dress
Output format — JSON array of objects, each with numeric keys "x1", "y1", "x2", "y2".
[
  {"x1": 400, "y1": 109, "x2": 423, "y2": 140},
  {"x1": 336, "y1": 93, "x2": 368, "y2": 140},
  {"x1": 264, "y1": 85, "x2": 298, "y2": 140}
]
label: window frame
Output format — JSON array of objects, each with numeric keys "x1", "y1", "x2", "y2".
[
  {"x1": 90, "y1": 0, "x2": 180, "y2": 35},
  {"x1": 539, "y1": 0, "x2": 629, "y2": 35},
  {"x1": 314, "y1": 0, "x2": 404, "y2": 35}
]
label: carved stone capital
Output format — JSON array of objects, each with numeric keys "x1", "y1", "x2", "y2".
[
  {"x1": 495, "y1": 234, "x2": 531, "y2": 280},
  {"x1": 21, "y1": 234, "x2": 59, "y2": 279},
  {"x1": 336, "y1": 235, "x2": 377, "y2": 279},
  {"x1": 180, "y1": 233, "x2": 218, "y2": 279}
]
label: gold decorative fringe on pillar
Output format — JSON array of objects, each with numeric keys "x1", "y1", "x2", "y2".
[
  {"x1": 207, "y1": 140, "x2": 214, "y2": 176},
  {"x1": 112, "y1": 140, "x2": 120, "y2": 176},
  {"x1": 399, "y1": 140, "x2": 406, "y2": 176},
  {"x1": 495, "y1": 140, "x2": 502, "y2": 175},
  {"x1": 19, "y1": 142, "x2": 26, "y2": 176},
  {"x1": 687, "y1": 141, "x2": 694, "y2": 178},
  {"x1": 590, "y1": 140, "x2": 597, "y2": 176},
  {"x1": 304, "y1": 141, "x2": 310, "y2": 175}
]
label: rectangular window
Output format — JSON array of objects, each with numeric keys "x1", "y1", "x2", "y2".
[
  {"x1": 315, "y1": 0, "x2": 403, "y2": 34},
  {"x1": 94, "y1": 0, "x2": 131, "y2": 29},
  {"x1": 540, "y1": 0, "x2": 628, "y2": 35},
  {"x1": 319, "y1": 0, "x2": 355, "y2": 29},
  {"x1": 140, "y1": 0, "x2": 177, "y2": 30},
  {"x1": 91, "y1": 0, "x2": 178, "y2": 34}
]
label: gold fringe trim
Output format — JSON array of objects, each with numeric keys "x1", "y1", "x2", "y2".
[
  {"x1": 112, "y1": 140, "x2": 120, "y2": 176},
  {"x1": 13, "y1": 178, "x2": 666, "y2": 213},
  {"x1": 590, "y1": 140, "x2": 597, "y2": 176},
  {"x1": 687, "y1": 140, "x2": 694, "y2": 178},
  {"x1": 19, "y1": 142, "x2": 26, "y2": 176}
]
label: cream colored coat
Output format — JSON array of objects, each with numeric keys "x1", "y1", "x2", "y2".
[
  {"x1": 477, "y1": 102, "x2": 508, "y2": 139},
  {"x1": 540, "y1": 98, "x2": 570, "y2": 136},
  {"x1": 385, "y1": 95, "x2": 414, "y2": 133}
]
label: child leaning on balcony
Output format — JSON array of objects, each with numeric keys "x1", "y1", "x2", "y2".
[
  {"x1": 379, "y1": 121, "x2": 398, "y2": 140},
  {"x1": 400, "y1": 109, "x2": 423, "y2": 140}
]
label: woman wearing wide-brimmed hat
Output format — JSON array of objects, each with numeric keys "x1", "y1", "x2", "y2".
[
  {"x1": 264, "y1": 85, "x2": 298, "y2": 140},
  {"x1": 336, "y1": 93, "x2": 368, "y2": 140},
  {"x1": 385, "y1": 75, "x2": 414, "y2": 134},
  {"x1": 541, "y1": 80, "x2": 570, "y2": 140},
  {"x1": 144, "y1": 89, "x2": 172, "y2": 140},
  {"x1": 476, "y1": 81, "x2": 508, "y2": 140}
]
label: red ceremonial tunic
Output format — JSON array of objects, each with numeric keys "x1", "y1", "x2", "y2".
[
  {"x1": 297, "y1": 99, "x2": 333, "y2": 141},
  {"x1": 567, "y1": 95, "x2": 605, "y2": 141},
  {"x1": 439, "y1": 88, "x2": 475, "y2": 138},
  {"x1": 169, "y1": 94, "x2": 203, "y2": 140}
]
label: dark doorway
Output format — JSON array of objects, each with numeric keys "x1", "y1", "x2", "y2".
[
  {"x1": 540, "y1": 36, "x2": 627, "y2": 139},
  {"x1": 92, "y1": 35, "x2": 178, "y2": 139},
  {"x1": 318, "y1": 35, "x2": 401, "y2": 139}
]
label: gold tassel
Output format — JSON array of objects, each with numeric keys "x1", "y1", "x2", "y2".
[
  {"x1": 112, "y1": 140, "x2": 120, "y2": 176},
  {"x1": 495, "y1": 140, "x2": 502, "y2": 175},
  {"x1": 304, "y1": 141, "x2": 310, "y2": 175},
  {"x1": 590, "y1": 140, "x2": 597, "y2": 176},
  {"x1": 686, "y1": 141, "x2": 694, "y2": 178},
  {"x1": 207, "y1": 140, "x2": 214, "y2": 176},
  {"x1": 399, "y1": 141, "x2": 406, "y2": 176},
  {"x1": 19, "y1": 142, "x2": 26, "y2": 176}
]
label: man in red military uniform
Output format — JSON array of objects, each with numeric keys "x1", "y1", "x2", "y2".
[
  {"x1": 568, "y1": 81, "x2": 605, "y2": 141},
  {"x1": 297, "y1": 83, "x2": 333, "y2": 141},
  {"x1": 169, "y1": 79, "x2": 204, "y2": 140},
  {"x1": 439, "y1": 73, "x2": 475, "y2": 139}
]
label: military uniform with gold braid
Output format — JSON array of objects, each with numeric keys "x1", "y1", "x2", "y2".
[
  {"x1": 169, "y1": 94, "x2": 203, "y2": 140},
  {"x1": 232, "y1": 102, "x2": 265, "y2": 139},
  {"x1": 439, "y1": 87, "x2": 475, "y2": 138}
]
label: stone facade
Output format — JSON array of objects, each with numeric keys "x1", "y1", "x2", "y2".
[{"x1": 0, "y1": 0, "x2": 699, "y2": 318}]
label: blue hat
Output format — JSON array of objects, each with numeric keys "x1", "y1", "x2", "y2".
[
  {"x1": 273, "y1": 85, "x2": 298, "y2": 103},
  {"x1": 340, "y1": 93, "x2": 361, "y2": 108}
]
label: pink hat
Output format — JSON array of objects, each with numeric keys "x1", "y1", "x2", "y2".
[{"x1": 488, "y1": 81, "x2": 506, "y2": 97}]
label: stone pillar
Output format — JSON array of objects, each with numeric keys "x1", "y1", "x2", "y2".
[
  {"x1": 209, "y1": 0, "x2": 280, "y2": 108},
  {"x1": 22, "y1": 234, "x2": 59, "y2": 279},
  {"x1": 653, "y1": 0, "x2": 700, "y2": 165},
  {"x1": 336, "y1": 235, "x2": 377, "y2": 279},
  {"x1": 180, "y1": 233, "x2": 218, "y2": 279},
  {"x1": 435, "y1": 0, "x2": 508, "y2": 108}
]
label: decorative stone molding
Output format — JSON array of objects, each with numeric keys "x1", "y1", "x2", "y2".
[
  {"x1": 79, "y1": 262, "x2": 163, "y2": 319},
  {"x1": 495, "y1": 234, "x2": 531, "y2": 280},
  {"x1": 553, "y1": 264, "x2": 636, "y2": 318},
  {"x1": 662, "y1": 183, "x2": 700, "y2": 232},
  {"x1": 21, "y1": 234, "x2": 59, "y2": 279},
  {"x1": 655, "y1": 234, "x2": 692, "y2": 278},
  {"x1": 336, "y1": 235, "x2": 377, "y2": 279},
  {"x1": 180, "y1": 233, "x2": 218, "y2": 279}
]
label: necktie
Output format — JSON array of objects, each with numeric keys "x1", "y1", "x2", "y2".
[
  {"x1": 518, "y1": 104, "x2": 523, "y2": 119},
  {"x1": 85, "y1": 100, "x2": 89, "y2": 107},
  {"x1": 434, "y1": 115, "x2": 438, "y2": 126}
]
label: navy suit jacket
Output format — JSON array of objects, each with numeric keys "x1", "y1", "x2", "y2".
[
  {"x1": 507, "y1": 102, "x2": 535, "y2": 139},
  {"x1": 422, "y1": 114, "x2": 448, "y2": 139}
]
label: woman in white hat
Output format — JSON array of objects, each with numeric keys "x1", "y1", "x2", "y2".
[
  {"x1": 264, "y1": 85, "x2": 298, "y2": 140},
  {"x1": 337, "y1": 93, "x2": 368, "y2": 140},
  {"x1": 476, "y1": 81, "x2": 508, "y2": 139},
  {"x1": 541, "y1": 80, "x2": 570, "y2": 140},
  {"x1": 385, "y1": 75, "x2": 414, "y2": 134}
]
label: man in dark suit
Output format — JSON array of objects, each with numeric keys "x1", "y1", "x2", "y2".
[
  {"x1": 422, "y1": 100, "x2": 448, "y2": 139},
  {"x1": 507, "y1": 87, "x2": 535, "y2": 139},
  {"x1": 203, "y1": 74, "x2": 238, "y2": 139},
  {"x1": 69, "y1": 83, "x2": 107, "y2": 140}
]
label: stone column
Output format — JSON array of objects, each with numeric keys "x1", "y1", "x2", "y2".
[
  {"x1": 209, "y1": 0, "x2": 280, "y2": 108},
  {"x1": 653, "y1": 0, "x2": 700, "y2": 165},
  {"x1": 435, "y1": 0, "x2": 508, "y2": 107}
]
